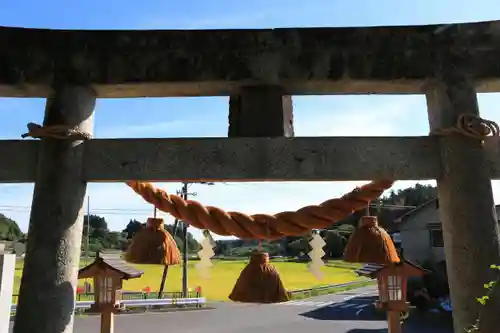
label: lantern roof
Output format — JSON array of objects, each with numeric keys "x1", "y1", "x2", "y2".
[
  {"x1": 365, "y1": 260, "x2": 429, "y2": 279},
  {"x1": 78, "y1": 251, "x2": 144, "y2": 280}
]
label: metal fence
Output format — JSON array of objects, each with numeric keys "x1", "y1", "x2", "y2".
[
  {"x1": 12, "y1": 290, "x2": 201, "y2": 304},
  {"x1": 11, "y1": 297, "x2": 207, "y2": 314},
  {"x1": 10, "y1": 281, "x2": 371, "y2": 313}
]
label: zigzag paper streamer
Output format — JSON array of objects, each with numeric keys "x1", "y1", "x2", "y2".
[
  {"x1": 308, "y1": 233, "x2": 326, "y2": 280},
  {"x1": 196, "y1": 230, "x2": 216, "y2": 279}
]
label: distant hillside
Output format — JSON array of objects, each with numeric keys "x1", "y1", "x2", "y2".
[{"x1": 0, "y1": 213, "x2": 23, "y2": 241}]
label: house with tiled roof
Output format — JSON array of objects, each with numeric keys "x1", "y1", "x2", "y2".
[{"x1": 394, "y1": 198, "x2": 500, "y2": 269}]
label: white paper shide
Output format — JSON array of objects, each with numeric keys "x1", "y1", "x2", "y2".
[
  {"x1": 196, "y1": 231, "x2": 216, "y2": 279},
  {"x1": 308, "y1": 233, "x2": 326, "y2": 280}
]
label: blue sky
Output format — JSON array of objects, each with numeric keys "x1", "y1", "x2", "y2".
[{"x1": 1, "y1": 1, "x2": 500, "y2": 240}]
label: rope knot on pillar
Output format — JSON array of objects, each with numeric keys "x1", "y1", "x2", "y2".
[
  {"x1": 430, "y1": 114, "x2": 499, "y2": 140},
  {"x1": 21, "y1": 122, "x2": 92, "y2": 140}
]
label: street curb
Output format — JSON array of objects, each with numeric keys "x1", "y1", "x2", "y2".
[
  {"x1": 77, "y1": 306, "x2": 216, "y2": 317},
  {"x1": 9, "y1": 306, "x2": 216, "y2": 321}
]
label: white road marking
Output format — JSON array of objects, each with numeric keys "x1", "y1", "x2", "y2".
[
  {"x1": 312, "y1": 301, "x2": 331, "y2": 307},
  {"x1": 275, "y1": 290, "x2": 376, "y2": 308},
  {"x1": 328, "y1": 303, "x2": 341, "y2": 308},
  {"x1": 342, "y1": 291, "x2": 374, "y2": 301},
  {"x1": 355, "y1": 307, "x2": 366, "y2": 316}
]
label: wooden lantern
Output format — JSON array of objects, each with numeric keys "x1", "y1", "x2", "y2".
[
  {"x1": 368, "y1": 260, "x2": 428, "y2": 333},
  {"x1": 78, "y1": 252, "x2": 144, "y2": 333}
]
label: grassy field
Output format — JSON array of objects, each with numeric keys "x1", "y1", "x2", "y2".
[{"x1": 13, "y1": 259, "x2": 367, "y2": 301}]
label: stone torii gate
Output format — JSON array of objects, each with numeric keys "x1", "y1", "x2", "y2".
[{"x1": 1, "y1": 21, "x2": 500, "y2": 333}]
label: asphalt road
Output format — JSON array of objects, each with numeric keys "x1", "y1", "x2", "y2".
[{"x1": 10, "y1": 286, "x2": 454, "y2": 333}]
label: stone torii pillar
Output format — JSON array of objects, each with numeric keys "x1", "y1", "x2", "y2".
[
  {"x1": 13, "y1": 86, "x2": 96, "y2": 333},
  {"x1": 0, "y1": 254, "x2": 15, "y2": 333},
  {"x1": 425, "y1": 72, "x2": 500, "y2": 332},
  {"x1": 228, "y1": 85, "x2": 294, "y2": 137}
]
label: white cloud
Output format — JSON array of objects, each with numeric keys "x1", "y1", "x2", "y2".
[
  {"x1": 3, "y1": 93, "x2": 500, "y2": 241},
  {"x1": 138, "y1": 3, "x2": 332, "y2": 30},
  {"x1": 294, "y1": 95, "x2": 424, "y2": 137},
  {"x1": 98, "y1": 119, "x2": 220, "y2": 138},
  {"x1": 143, "y1": 12, "x2": 272, "y2": 30}
]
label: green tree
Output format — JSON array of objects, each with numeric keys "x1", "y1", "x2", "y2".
[
  {"x1": 214, "y1": 240, "x2": 229, "y2": 256},
  {"x1": 84, "y1": 214, "x2": 109, "y2": 240},
  {"x1": 164, "y1": 223, "x2": 200, "y2": 252},
  {"x1": 82, "y1": 214, "x2": 126, "y2": 251},
  {"x1": 321, "y1": 230, "x2": 347, "y2": 258},
  {"x1": 286, "y1": 237, "x2": 309, "y2": 257},
  {"x1": 382, "y1": 183, "x2": 437, "y2": 207},
  {"x1": 0, "y1": 213, "x2": 23, "y2": 241},
  {"x1": 122, "y1": 219, "x2": 143, "y2": 239}
]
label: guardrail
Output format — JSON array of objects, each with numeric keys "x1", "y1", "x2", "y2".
[
  {"x1": 120, "y1": 297, "x2": 206, "y2": 309},
  {"x1": 11, "y1": 297, "x2": 206, "y2": 313},
  {"x1": 12, "y1": 290, "x2": 200, "y2": 304},
  {"x1": 288, "y1": 280, "x2": 374, "y2": 298}
]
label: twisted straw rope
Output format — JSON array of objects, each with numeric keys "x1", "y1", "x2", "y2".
[
  {"x1": 430, "y1": 114, "x2": 499, "y2": 140},
  {"x1": 126, "y1": 180, "x2": 394, "y2": 239},
  {"x1": 21, "y1": 123, "x2": 92, "y2": 140}
]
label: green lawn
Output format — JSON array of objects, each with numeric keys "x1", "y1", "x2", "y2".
[{"x1": 13, "y1": 259, "x2": 367, "y2": 302}]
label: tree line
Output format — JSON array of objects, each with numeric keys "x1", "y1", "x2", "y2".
[
  {"x1": 83, "y1": 215, "x2": 200, "y2": 254},
  {"x1": 0, "y1": 213, "x2": 200, "y2": 254},
  {"x1": 212, "y1": 183, "x2": 438, "y2": 258},
  {"x1": 0, "y1": 183, "x2": 437, "y2": 258}
]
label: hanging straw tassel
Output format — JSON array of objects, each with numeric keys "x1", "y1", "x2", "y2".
[
  {"x1": 196, "y1": 230, "x2": 216, "y2": 279},
  {"x1": 125, "y1": 217, "x2": 181, "y2": 265},
  {"x1": 343, "y1": 216, "x2": 400, "y2": 265},
  {"x1": 229, "y1": 251, "x2": 290, "y2": 303},
  {"x1": 308, "y1": 232, "x2": 326, "y2": 280}
]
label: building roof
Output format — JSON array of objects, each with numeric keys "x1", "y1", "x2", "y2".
[
  {"x1": 394, "y1": 198, "x2": 500, "y2": 227},
  {"x1": 356, "y1": 260, "x2": 430, "y2": 279},
  {"x1": 394, "y1": 198, "x2": 438, "y2": 225},
  {"x1": 78, "y1": 252, "x2": 144, "y2": 280},
  {"x1": 332, "y1": 205, "x2": 413, "y2": 232},
  {"x1": 376, "y1": 205, "x2": 414, "y2": 231}
]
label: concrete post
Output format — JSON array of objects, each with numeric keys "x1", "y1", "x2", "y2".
[
  {"x1": 0, "y1": 254, "x2": 15, "y2": 333},
  {"x1": 228, "y1": 85, "x2": 294, "y2": 137},
  {"x1": 425, "y1": 75, "x2": 500, "y2": 333},
  {"x1": 13, "y1": 86, "x2": 96, "y2": 333}
]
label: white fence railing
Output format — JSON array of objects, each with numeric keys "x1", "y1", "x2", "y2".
[{"x1": 11, "y1": 297, "x2": 206, "y2": 313}]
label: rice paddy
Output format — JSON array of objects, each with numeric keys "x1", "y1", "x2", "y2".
[{"x1": 14, "y1": 259, "x2": 366, "y2": 301}]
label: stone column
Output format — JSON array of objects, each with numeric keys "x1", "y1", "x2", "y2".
[
  {"x1": 13, "y1": 86, "x2": 96, "y2": 333},
  {"x1": 425, "y1": 75, "x2": 500, "y2": 332},
  {"x1": 228, "y1": 85, "x2": 294, "y2": 137},
  {"x1": 0, "y1": 254, "x2": 15, "y2": 333}
]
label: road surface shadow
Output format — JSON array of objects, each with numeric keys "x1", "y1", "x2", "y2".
[
  {"x1": 300, "y1": 294, "x2": 454, "y2": 333},
  {"x1": 400, "y1": 313, "x2": 454, "y2": 333},
  {"x1": 299, "y1": 296, "x2": 382, "y2": 321},
  {"x1": 346, "y1": 329, "x2": 386, "y2": 333},
  {"x1": 341, "y1": 312, "x2": 454, "y2": 333}
]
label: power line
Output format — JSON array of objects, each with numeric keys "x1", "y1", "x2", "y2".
[
  {"x1": 0, "y1": 202, "x2": 417, "y2": 213},
  {"x1": 0, "y1": 208, "x2": 161, "y2": 217},
  {"x1": 0, "y1": 205, "x2": 155, "y2": 211}
]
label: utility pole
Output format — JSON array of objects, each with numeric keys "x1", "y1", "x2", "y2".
[
  {"x1": 157, "y1": 218, "x2": 180, "y2": 299},
  {"x1": 178, "y1": 183, "x2": 195, "y2": 298},
  {"x1": 85, "y1": 196, "x2": 90, "y2": 265},
  {"x1": 158, "y1": 182, "x2": 214, "y2": 299},
  {"x1": 178, "y1": 182, "x2": 214, "y2": 298}
]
